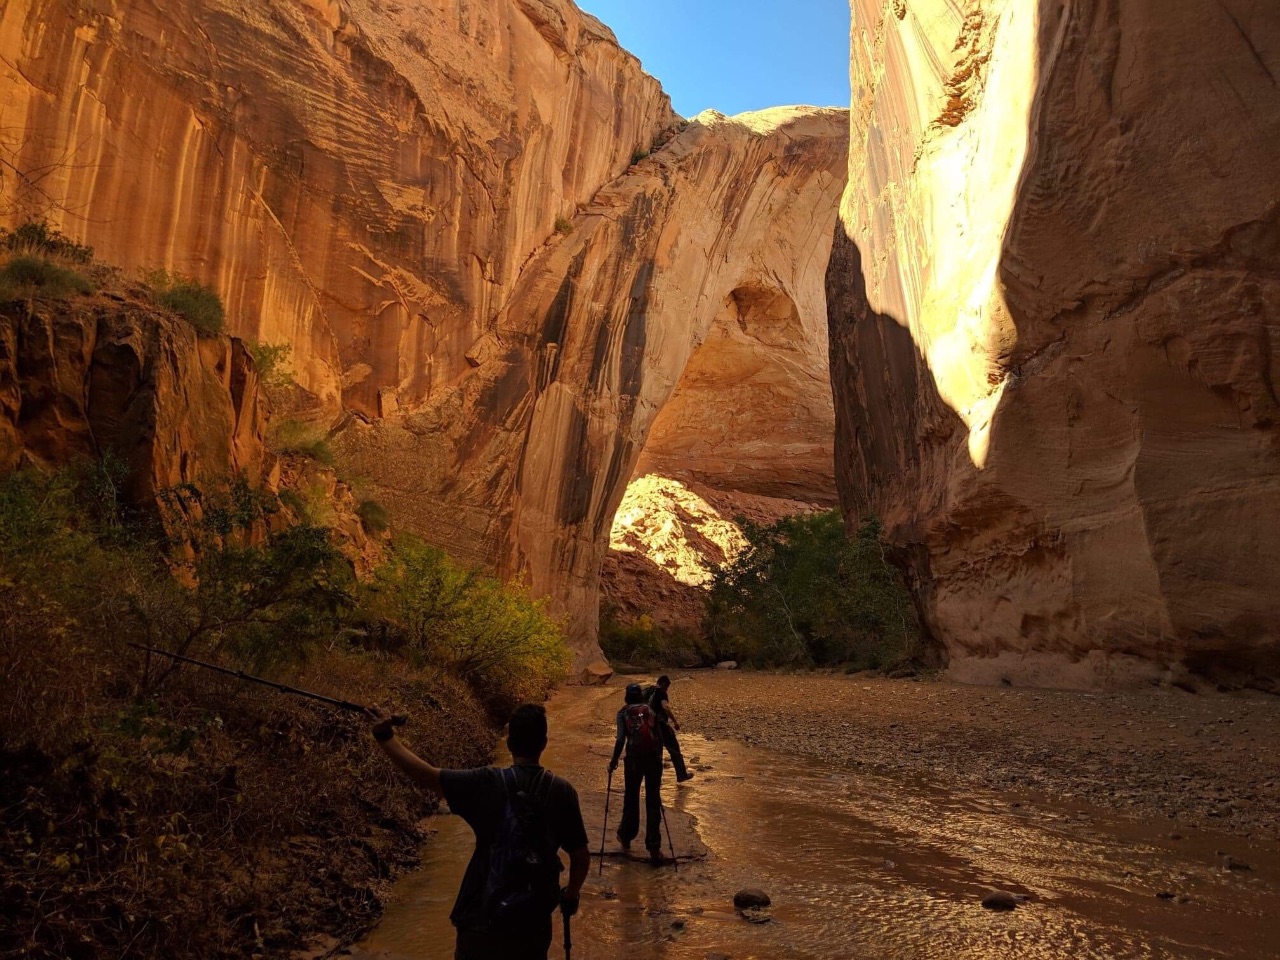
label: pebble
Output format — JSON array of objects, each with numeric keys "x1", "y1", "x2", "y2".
[
  {"x1": 981, "y1": 891, "x2": 1019, "y2": 912},
  {"x1": 733, "y1": 888, "x2": 772, "y2": 910}
]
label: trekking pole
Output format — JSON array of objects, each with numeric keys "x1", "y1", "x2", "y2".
[
  {"x1": 598, "y1": 766, "x2": 614, "y2": 876},
  {"x1": 659, "y1": 795, "x2": 678, "y2": 873},
  {"x1": 129, "y1": 643, "x2": 414, "y2": 723},
  {"x1": 562, "y1": 907, "x2": 572, "y2": 960}
]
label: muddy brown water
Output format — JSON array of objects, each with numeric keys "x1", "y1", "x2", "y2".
[{"x1": 351, "y1": 683, "x2": 1280, "y2": 959}]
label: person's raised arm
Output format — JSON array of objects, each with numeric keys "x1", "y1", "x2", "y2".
[{"x1": 367, "y1": 706, "x2": 442, "y2": 795}]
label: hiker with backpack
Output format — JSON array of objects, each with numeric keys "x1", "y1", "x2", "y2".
[
  {"x1": 367, "y1": 704, "x2": 590, "y2": 960},
  {"x1": 608, "y1": 683, "x2": 667, "y2": 865},
  {"x1": 648, "y1": 675, "x2": 693, "y2": 784}
]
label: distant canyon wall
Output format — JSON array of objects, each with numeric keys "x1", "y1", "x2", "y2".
[
  {"x1": 0, "y1": 0, "x2": 846, "y2": 664},
  {"x1": 829, "y1": 0, "x2": 1280, "y2": 687}
]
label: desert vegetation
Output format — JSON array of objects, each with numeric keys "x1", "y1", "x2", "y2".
[
  {"x1": 601, "y1": 510, "x2": 922, "y2": 672},
  {"x1": 0, "y1": 234, "x2": 572, "y2": 958}
]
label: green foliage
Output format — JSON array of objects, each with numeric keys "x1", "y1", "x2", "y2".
[
  {"x1": 359, "y1": 536, "x2": 569, "y2": 713},
  {"x1": 631, "y1": 149, "x2": 650, "y2": 165},
  {"x1": 143, "y1": 269, "x2": 225, "y2": 336},
  {"x1": 246, "y1": 340, "x2": 294, "y2": 388},
  {"x1": 705, "y1": 511, "x2": 921, "y2": 670},
  {"x1": 0, "y1": 254, "x2": 94, "y2": 299},
  {"x1": 0, "y1": 221, "x2": 94, "y2": 264},
  {"x1": 268, "y1": 418, "x2": 335, "y2": 465},
  {"x1": 554, "y1": 216, "x2": 574, "y2": 235},
  {"x1": 356, "y1": 498, "x2": 391, "y2": 534},
  {"x1": 599, "y1": 607, "x2": 708, "y2": 669}
]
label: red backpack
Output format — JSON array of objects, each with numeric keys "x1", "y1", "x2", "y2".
[{"x1": 624, "y1": 703, "x2": 661, "y2": 756}]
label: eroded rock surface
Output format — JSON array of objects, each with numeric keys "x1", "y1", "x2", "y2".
[
  {"x1": 829, "y1": 0, "x2": 1280, "y2": 687},
  {"x1": 0, "y1": 295, "x2": 268, "y2": 501},
  {"x1": 0, "y1": 1, "x2": 847, "y2": 665}
]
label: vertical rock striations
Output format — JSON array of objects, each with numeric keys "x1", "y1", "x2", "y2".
[
  {"x1": 342, "y1": 107, "x2": 849, "y2": 657},
  {"x1": 0, "y1": 294, "x2": 268, "y2": 501},
  {"x1": 0, "y1": 1, "x2": 848, "y2": 663},
  {"x1": 829, "y1": 0, "x2": 1280, "y2": 687}
]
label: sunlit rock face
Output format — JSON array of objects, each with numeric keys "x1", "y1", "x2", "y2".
[
  {"x1": 0, "y1": 1, "x2": 849, "y2": 665},
  {"x1": 342, "y1": 107, "x2": 848, "y2": 663},
  {"x1": 829, "y1": 0, "x2": 1280, "y2": 688},
  {"x1": 601, "y1": 474, "x2": 825, "y2": 637},
  {"x1": 0, "y1": 0, "x2": 677, "y2": 414}
]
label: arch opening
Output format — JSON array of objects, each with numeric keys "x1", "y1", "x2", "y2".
[{"x1": 601, "y1": 281, "x2": 838, "y2": 647}]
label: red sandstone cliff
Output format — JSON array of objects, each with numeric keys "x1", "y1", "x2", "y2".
[
  {"x1": 827, "y1": 0, "x2": 1280, "y2": 688},
  {"x1": 0, "y1": 1, "x2": 849, "y2": 665}
]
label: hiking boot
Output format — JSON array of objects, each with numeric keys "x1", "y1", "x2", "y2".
[
  {"x1": 617, "y1": 835, "x2": 630, "y2": 852},
  {"x1": 648, "y1": 849, "x2": 668, "y2": 867},
  {"x1": 677, "y1": 771, "x2": 695, "y2": 784}
]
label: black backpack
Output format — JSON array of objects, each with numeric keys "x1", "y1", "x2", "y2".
[{"x1": 482, "y1": 767, "x2": 562, "y2": 925}]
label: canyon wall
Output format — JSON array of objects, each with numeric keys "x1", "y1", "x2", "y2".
[
  {"x1": 0, "y1": 292, "x2": 268, "y2": 502},
  {"x1": 830, "y1": 0, "x2": 1280, "y2": 687},
  {"x1": 0, "y1": 0, "x2": 847, "y2": 663},
  {"x1": 341, "y1": 106, "x2": 848, "y2": 656}
]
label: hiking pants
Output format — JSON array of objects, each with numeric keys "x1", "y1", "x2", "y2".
[
  {"x1": 455, "y1": 921, "x2": 552, "y2": 959},
  {"x1": 618, "y1": 752, "x2": 663, "y2": 851},
  {"x1": 659, "y1": 722, "x2": 688, "y2": 780}
]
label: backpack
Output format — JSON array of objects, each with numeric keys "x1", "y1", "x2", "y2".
[
  {"x1": 624, "y1": 703, "x2": 661, "y2": 756},
  {"x1": 482, "y1": 767, "x2": 562, "y2": 926}
]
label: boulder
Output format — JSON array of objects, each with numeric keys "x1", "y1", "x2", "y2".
[
  {"x1": 716, "y1": 661, "x2": 739, "y2": 671},
  {"x1": 579, "y1": 661, "x2": 614, "y2": 686},
  {"x1": 733, "y1": 888, "x2": 771, "y2": 910}
]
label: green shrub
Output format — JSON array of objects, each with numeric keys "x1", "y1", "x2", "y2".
[
  {"x1": 359, "y1": 536, "x2": 569, "y2": 714},
  {"x1": 630, "y1": 149, "x2": 649, "y2": 165},
  {"x1": 705, "y1": 512, "x2": 922, "y2": 671},
  {"x1": 0, "y1": 254, "x2": 94, "y2": 299},
  {"x1": 246, "y1": 340, "x2": 294, "y2": 388},
  {"x1": 554, "y1": 216, "x2": 574, "y2": 235},
  {"x1": 0, "y1": 221, "x2": 94, "y2": 264},
  {"x1": 143, "y1": 269, "x2": 225, "y2": 336},
  {"x1": 599, "y1": 608, "x2": 708, "y2": 669},
  {"x1": 356, "y1": 498, "x2": 391, "y2": 534},
  {"x1": 268, "y1": 418, "x2": 335, "y2": 465}
]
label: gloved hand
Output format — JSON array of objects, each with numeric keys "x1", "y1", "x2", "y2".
[
  {"x1": 608, "y1": 759, "x2": 618, "y2": 774},
  {"x1": 560, "y1": 887, "x2": 580, "y2": 917}
]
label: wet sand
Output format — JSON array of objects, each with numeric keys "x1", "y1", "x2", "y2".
[
  {"x1": 677, "y1": 672, "x2": 1280, "y2": 841},
  {"x1": 350, "y1": 675, "x2": 1280, "y2": 960}
]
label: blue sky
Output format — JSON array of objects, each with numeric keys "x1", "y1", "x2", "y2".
[{"x1": 576, "y1": 1, "x2": 851, "y2": 118}]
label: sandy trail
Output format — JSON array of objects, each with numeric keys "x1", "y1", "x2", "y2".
[{"x1": 351, "y1": 675, "x2": 1280, "y2": 959}]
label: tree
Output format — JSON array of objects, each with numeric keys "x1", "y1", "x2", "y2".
[{"x1": 705, "y1": 511, "x2": 921, "y2": 669}]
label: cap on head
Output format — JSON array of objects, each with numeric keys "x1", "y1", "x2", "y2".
[
  {"x1": 624, "y1": 682, "x2": 645, "y2": 704},
  {"x1": 507, "y1": 704, "x2": 548, "y2": 758}
]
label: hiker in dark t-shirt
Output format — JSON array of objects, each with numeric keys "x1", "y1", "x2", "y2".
[
  {"x1": 367, "y1": 704, "x2": 590, "y2": 960},
  {"x1": 609, "y1": 683, "x2": 667, "y2": 865},
  {"x1": 649, "y1": 675, "x2": 692, "y2": 783}
]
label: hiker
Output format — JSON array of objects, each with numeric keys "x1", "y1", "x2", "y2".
[
  {"x1": 367, "y1": 704, "x2": 590, "y2": 960},
  {"x1": 648, "y1": 675, "x2": 693, "y2": 784},
  {"x1": 608, "y1": 682, "x2": 667, "y2": 865}
]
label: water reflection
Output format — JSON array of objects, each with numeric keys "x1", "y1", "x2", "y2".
[{"x1": 353, "y1": 686, "x2": 1280, "y2": 960}]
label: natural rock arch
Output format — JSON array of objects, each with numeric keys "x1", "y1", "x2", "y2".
[{"x1": 636, "y1": 282, "x2": 836, "y2": 503}]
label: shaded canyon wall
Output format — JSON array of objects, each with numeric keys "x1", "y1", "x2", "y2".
[{"x1": 829, "y1": 0, "x2": 1280, "y2": 687}]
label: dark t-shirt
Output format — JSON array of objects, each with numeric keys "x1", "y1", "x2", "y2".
[
  {"x1": 649, "y1": 686, "x2": 671, "y2": 724},
  {"x1": 440, "y1": 763, "x2": 588, "y2": 934}
]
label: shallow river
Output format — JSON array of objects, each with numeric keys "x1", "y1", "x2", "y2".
[{"x1": 352, "y1": 684, "x2": 1280, "y2": 959}]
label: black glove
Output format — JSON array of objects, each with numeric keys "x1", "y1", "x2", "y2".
[
  {"x1": 560, "y1": 887, "x2": 580, "y2": 917},
  {"x1": 608, "y1": 758, "x2": 618, "y2": 774}
]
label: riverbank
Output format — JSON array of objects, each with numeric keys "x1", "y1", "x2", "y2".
[{"x1": 676, "y1": 672, "x2": 1280, "y2": 841}]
